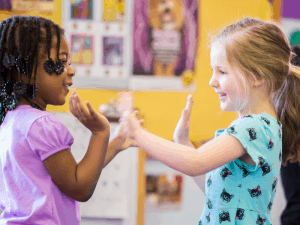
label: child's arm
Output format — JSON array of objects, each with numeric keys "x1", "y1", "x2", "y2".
[
  {"x1": 124, "y1": 111, "x2": 247, "y2": 177},
  {"x1": 102, "y1": 118, "x2": 144, "y2": 168},
  {"x1": 102, "y1": 91, "x2": 143, "y2": 168},
  {"x1": 44, "y1": 93, "x2": 111, "y2": 202}
]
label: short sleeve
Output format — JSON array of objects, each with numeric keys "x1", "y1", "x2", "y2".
[
  {"x1": 27, "y1": 114, "x2": 74, "y2": 161},
  {"x1": 223, "y1": 115, "x2": 269, "y2": 172}
]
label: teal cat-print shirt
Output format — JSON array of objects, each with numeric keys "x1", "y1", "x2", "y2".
[{"x1": 198, "y1": 113, "x2": 282, "y2": 225}]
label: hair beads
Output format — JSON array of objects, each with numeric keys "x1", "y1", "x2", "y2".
[{"x1": 0, "y1": 16, "x2": 65, "y2": 125}]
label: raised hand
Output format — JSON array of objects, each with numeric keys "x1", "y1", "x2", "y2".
[
  {"x1": 111, "y1": 117, "x2": 144, "y2": 152},
  {"x1": 111, "y1": 91, "x2": 143, "y2": 151},
  {"x1": 117, "y1": 91, "x2": 134, "y2": 118},
  {"x1": 69, "y1": 91, "x2": 110, "y2": 135},
  {"x1": 173, "y1": 94, "x2": 194, "y2": 145},
  {"x1": 123, "y1": 110, "x2": 143, "y2": 140}
]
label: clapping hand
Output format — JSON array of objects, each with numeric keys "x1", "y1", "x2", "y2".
[
  {"x1": 111, "y1": 92, "x2": 144, "y2": 152},
  {"x1": 69, "y1": 91, "x2": 110, "y2": 135},
  {"x1": 173, "y1": 94, "x2": 194, "y2": 145},
  {"x1": 123, "y1": 110, "x2": 143, "y2": 140}
]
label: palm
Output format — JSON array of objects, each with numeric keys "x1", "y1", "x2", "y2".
[
  {"x1": 114, "y1": 91, "x2": 140, "y2": 151},
  {"x1": 112, "y1": 119, "x2": 138, "y2": 151},
  {"x1": 173, "y1": 95, "x2": 193, "y2": 144}
]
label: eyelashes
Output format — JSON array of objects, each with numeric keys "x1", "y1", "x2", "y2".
[
  {"x1": 62, "y1": 60, "x2": 71, "y2": 66},
  {"x1": 211, "y1": 69, "x2": 227, "y2": 75}
]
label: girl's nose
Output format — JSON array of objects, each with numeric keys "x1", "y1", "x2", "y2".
[{"x1": 209, "y1": 74, "x2": 218, "y2": 88}]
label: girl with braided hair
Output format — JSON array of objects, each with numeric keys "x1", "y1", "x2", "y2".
[
  {"x1": 121, "y1": 17, "x2": 300, "y2": 224},
  {"x1": 0, "y1": 15, "x2": 142, "y2": 224}
]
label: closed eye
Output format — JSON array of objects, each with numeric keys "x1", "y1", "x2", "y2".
[
  {"x1": 62, "y1": 60, "x2": 72, "y2": 66},
  {"x1": 219, "y1": 69, "x2": 226, "y2": 74},
  {"x1": 211, "y1": 69, "x2": 226, "y2": 75}
]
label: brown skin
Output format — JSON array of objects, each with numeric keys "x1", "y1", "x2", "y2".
[{"x1": 17, "y1": 35, "x2": 74, "y2": 110}]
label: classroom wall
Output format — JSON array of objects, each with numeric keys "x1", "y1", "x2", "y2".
[{"x1": 0, "y1": 0, "x2": 274, "y2": 145}]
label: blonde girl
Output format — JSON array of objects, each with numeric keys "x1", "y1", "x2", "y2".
[{"x1": 122, "y1": 17, "x2": 300, "y2": 224}]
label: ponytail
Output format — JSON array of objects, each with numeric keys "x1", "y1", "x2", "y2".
[{"x1": 270, "y1": 47, "x2": 300, "y2": 166}]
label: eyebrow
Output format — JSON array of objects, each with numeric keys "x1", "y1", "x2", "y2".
[{"x1": 211, "y1": 65, "x2": 225, "y2": 69}]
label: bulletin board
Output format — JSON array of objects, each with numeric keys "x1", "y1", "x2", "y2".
[
  {"x1": 62, "y1": 0, "x2": 199, "y2": 92},
  {"x1": 49, "y1": 111, "x2": 139, "y2": 222}
]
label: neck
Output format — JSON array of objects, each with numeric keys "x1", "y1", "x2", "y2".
[{"x1": 18, "y1": 96, "x2": 46, "y2": 111}]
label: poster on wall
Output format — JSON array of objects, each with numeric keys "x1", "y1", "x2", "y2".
[
  {"x1": 130, "y1": 0, "x2": 198, "y2": 91},
  {"x1": 63, "y1": 0, "x2": 198, "y2": 91},
  {"x1": 71, "y1": 0, "x2": 93, "y2": 20},
  {"x1": 103, "y1": 36, "x2": 124, "y2": 66},
  {"x1": 0, "y1": 0, "x2": 11, "y2": 10},
  {"x1": 11, "y1": 0, "x2": 54, "y2": 12},
  {"x1": 71, "y1": 34, "x2": 94, "y2": 65},
  {"x1": 146, "y1": 173, "x2": 183, "y2": 210},
  {"x1": 103, "y1": 0, "x2": 125, "y2": 22},
  {"x1": 280, "y1": 0, "x2": 300, "y2": 46}
]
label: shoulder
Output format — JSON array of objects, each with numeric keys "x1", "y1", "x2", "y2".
[
  {"x1": 226, "y1": 114, "x2": 271, "y2": 136},
  {"x1": 27, "y1": 111, "x2": 71, "y2": 139}
]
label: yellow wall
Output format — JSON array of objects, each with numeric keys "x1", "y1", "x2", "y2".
[{"x1": 0, "y1": 0, "x2": 273, "y2": 142}]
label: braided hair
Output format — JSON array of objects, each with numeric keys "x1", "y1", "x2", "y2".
[{"x1": 0, "y1": 16, "x2": 65, "y2": 125}]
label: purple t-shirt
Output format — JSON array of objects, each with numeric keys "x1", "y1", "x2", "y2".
[{"x1": 0, "y1": 105, "x2": 80, "y2": 225}]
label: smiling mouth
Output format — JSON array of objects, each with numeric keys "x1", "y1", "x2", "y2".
[{"x1": 63, "y1": 85, "x2": 69, "y2": 92}]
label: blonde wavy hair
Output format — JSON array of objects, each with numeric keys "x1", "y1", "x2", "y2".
[{"x1": 211, "y1": 17, "x2": 300, "y2": 166}]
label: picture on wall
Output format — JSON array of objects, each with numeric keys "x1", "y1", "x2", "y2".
[
  {"x1": 131, "y1": 0, "x2": 198, "y2": 91},
  {"x1": 146, "y1": 173, "x2": 183, "y2": 210},
  {"x1": 103, "y1": 0, "x2": 125, "y2": 22},
  {"x1": 71, "y1": 0, "x2": 93, "y2": 20},
  {"x1": 11, "y1": 0, "x2": 54, "y2": 12},
  {"x1": 70, "y1": 34, "x2": 94, "y2": 65},
  {"x1": 0, "y1": 0, "x2": 11, "y2": 10},
  {"x1": 103, "y1": 36, "x2": 124, "y2": 66}
]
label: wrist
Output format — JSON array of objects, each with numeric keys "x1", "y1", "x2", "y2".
[
  {"x1": 92, "y1": 128, "x2": 110, "y2": 137},
  {"x1": 134, "y1": 127, "x2": 145, "y2": 142}
]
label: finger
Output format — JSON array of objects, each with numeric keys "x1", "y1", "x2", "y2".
[
  {"x1": 118, "y1": 91, "x2": 129, "y2": 102},
  {"x1": 85, "y1": 101, "x2": 96, "y2": 118},
  {"x1": 75, "y1": 94, "x2": 89, "y2": 119},
  {"x1": 118, "y1": 91, "x2": 126, "y2": 98},
  {"x1": 185, "y1": 94, "x2": 194, "y2": 111},
  {"x1": 71, "y1": 94, "x2": 80, "y2": 118},
  {"x1": 69, "y1": 95, "x2": 75, "y2": 114},
  {"x1": 75, "y1": 95, "x2": 86, "y2": 121}
]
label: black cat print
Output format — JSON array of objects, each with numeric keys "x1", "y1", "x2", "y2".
[
  {"x1": 219, "y1": 209, "x2": 231, "y2": 223},
  {"x1": 248, "y1": 185, "x2": 262, "y2": 198},
  {"x1": 235, "y1": 208, "x2": 245, "y2": 220},
  {"x1": 220, "y1": 188, "x2": 234, "y2": 204},
  {"x1": 220, "y1": 167, "x2": 232, "y2": 180}
]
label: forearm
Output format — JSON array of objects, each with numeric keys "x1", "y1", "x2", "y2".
[
  {"x1": 75, "y1": 131, "x2": 110, "y2": 201},
  {"x1": 135, "y1": 129, "x2": 197, "y2": 176},
  {"x1": 103, "y1": 137, "x2": 120, "y2": 168}
]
